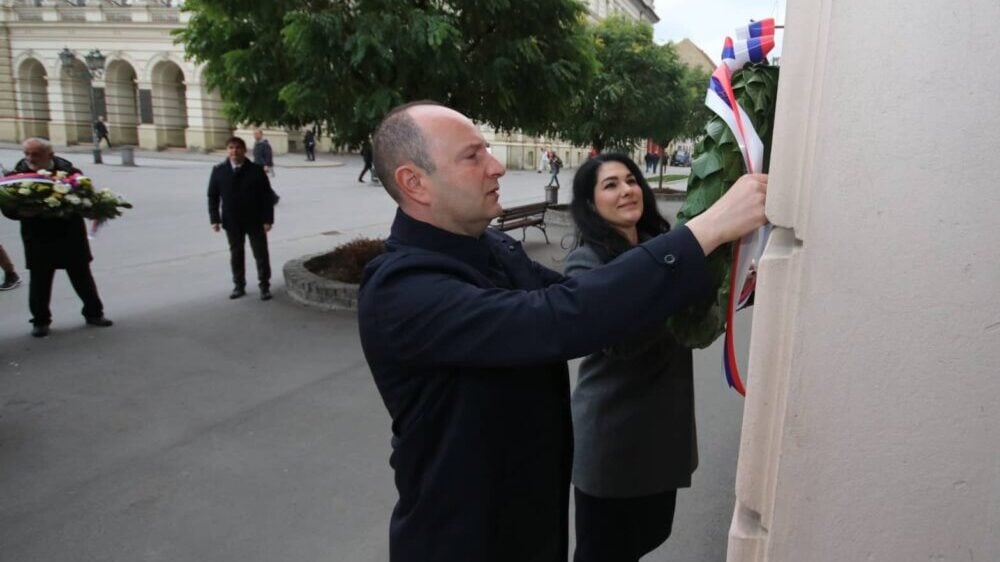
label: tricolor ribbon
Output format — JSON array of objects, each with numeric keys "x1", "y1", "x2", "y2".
[
  {"x1": 0, "y1": 172, "x2": 56, "y2": 186},
  {"x1": 705, "y1": 20, "x2": 777, "y2": 396}
]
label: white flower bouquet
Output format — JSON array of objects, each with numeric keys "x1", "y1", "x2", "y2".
[{"x1": 0, "y1": 170, "x2": 132, "y2": 221}]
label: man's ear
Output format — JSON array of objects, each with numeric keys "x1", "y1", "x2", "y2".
[{"x1": 395, "y1": 164, "x2": 432, "y2": 205}]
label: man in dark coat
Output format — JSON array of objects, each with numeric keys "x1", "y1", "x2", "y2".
[
  {"x1": 358, "y1": 102, "x2": 769, "y2": 561},
  {"x1": 208, "y1": 136, "x2": 276, "y2": 300},
  {"x1": 359, "y1": 139, "x2": 374, "y2": 183},
  {"x1": 94, "y1": 116, "x2": 111, "y2": 148},
  {"x1": 303, "y1": 128, "x2": 317, "y2": 162},
  {"x1": 2, "y1": 138, "x2": 112, "y2": 338},
  {"x1": 251, "y1": 129, "x2": 274, "y2": 175}
]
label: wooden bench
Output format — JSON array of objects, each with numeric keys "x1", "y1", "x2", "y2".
[{"x1": 491, "y1": 201, "x2": 550, "y2": 243}]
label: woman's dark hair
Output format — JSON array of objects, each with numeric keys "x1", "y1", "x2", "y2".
[{"x1": 570, "y1": 153, "x2": 670, "y2": 262}]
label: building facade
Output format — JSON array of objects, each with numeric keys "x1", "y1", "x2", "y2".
[
  {"x1": 0, "y1": 0, "x2": 230, "y2": 151},
  {"x1": 0, "y1": 0, "x2": 659, "y2": 167}
]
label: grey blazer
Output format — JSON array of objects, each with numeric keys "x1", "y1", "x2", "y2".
[{"x1": 566, "y1": 243, "x2": 698, "y2": 497}]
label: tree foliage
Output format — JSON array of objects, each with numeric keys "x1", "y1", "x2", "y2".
[
  {"x1": 672, "y1": 65, "x2": 712, "y2": 145},
  {"x1": 176, "y1": 0, "x2": 597, "y2": 145},
  {"x1": 557, "y1": 16, "x2": 688, "y2": 153}
]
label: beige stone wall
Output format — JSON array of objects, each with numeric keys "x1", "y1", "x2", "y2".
[{"x1": 728, "y1": 1, "x2": 1000, "y2": 560}]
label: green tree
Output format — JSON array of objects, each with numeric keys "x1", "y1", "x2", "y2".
[
  {"x1": 558, "y1": 16, "x2": 688, "y2": 154},
  {"x1": 666, "y1": 64, "x2": 712, "y2": 148},
  {"x1": 176, "y1": 0, "x2": 597, "y2": 145}
]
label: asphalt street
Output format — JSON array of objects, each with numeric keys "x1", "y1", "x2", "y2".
[{"x1": 0, "y1": 148, "x2": 750, "y2": 561}]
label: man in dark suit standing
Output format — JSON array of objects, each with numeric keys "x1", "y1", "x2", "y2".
[
  {"x1": 2, "y1": 138, "x2": 112, "y2": 338},
  {"x1": 208, "y1": 136, "x2": 276, "y2": 301}
]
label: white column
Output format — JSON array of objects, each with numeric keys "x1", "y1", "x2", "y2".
[
  {"x1": 727, "y1": 1, "x2": 1000, "y2": 561},
  {"x1": 184, "y1": 81, "x2": 231, "y2": 151}
]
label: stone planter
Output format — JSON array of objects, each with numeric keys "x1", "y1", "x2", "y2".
[{"x1": 283, "y1": 252, "x2": 360, "y2": 311}]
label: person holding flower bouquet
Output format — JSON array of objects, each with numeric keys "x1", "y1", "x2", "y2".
[{"x1": 1, "y1": 138, "x2": 113, "y2": 337}]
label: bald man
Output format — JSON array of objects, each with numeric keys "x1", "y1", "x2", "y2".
[
  {"x1": 358, "y1": 101, "x2": 767, "y2": 561},
  {"x1": 2, "y1": 138, "x2": 112, "y2": 337}
]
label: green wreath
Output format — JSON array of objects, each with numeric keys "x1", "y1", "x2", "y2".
[{"x1": 666, "y1": 63, "x2": 780, "y2": 349}]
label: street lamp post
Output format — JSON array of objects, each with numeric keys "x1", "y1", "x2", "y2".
[{"x1": 59, "y1": 48, "x2": 107, "y2": 165}]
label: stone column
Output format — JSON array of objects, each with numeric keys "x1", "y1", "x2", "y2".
[
  {"x1": 45, "y1": 70, "x2": 73, "y2": 146},
  {"x1": 184, "y1": 81, "x2": 231, "y2": 151},
  {"x1": 0, "y1": 23, "x2": 17, "y2": 142},
  {"x1": 135, "y1": 79, "x2": 162, "y2": 150},
  {"x1": 727, "y1": 1, "x2": 1000, "y2": 560}
]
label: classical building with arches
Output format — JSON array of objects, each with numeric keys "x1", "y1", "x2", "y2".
[
  {"x1": 0, "y1": 0, "x2": 657, "y2": 166},
  {"x1": 0, "y1": 0, "x2": 229, "y2": 151}
]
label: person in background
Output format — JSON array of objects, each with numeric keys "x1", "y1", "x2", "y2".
[
  {"x1": 252, "y1": 129, "x2": 274, "y2": 176},
  {"x1": 547, "y1": 151, "x2": 563, "y2": 188},
  {"x1": 0, "y1": 243, "x2": 22, "y2": 290},
  {"x1": 359, "y1": 139, "x2": 374, "y2": 183},
  {"x1": 304, "y1": 128, "x2": 317, "y2": 162},
  {"x1": 94, "y1": 116, "x2": 111, "y2": 148},
  {"x1": 208, "y1": 136, "x2": 277, "y2": 301}
]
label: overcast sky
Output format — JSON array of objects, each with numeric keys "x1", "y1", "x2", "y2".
[{"x1": 652, "y1": 0, "x2": 786, "y2": 60}]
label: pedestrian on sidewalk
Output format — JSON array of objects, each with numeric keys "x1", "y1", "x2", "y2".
[
  {"x1": 2, "y1": 138, "x2": 113, "y2": 338},
  {"x1": 94, "y1": 116, "x2": 112, "y2": 149},
  {"x1": 0, "y1": 243, "x2": 21, "y2": 290},
  {"x1": 208, "y1": 136, "x2": 277, "y2": 301},
  {"x1": 538, "y1": 146, "x2": 551, "y2": 173},
  {"x1": 252, "y1": 129, "x2": 274, "y2": 176},
  {"x1": 359, "y1": 139, "x2": 374, "y2": 183},
  {"x1": 304, "y1": 128, "x2": 317, "y2": 161},
  {"x1": 547, "y1": 152, "x2": 563, "y2": 188}
]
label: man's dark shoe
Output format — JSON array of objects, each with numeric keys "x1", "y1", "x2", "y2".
[
  {"x1": 260, "y1": 288, "x2": 272, "y2": 301},
  {"x1": 0, "y1": 272, "x2": 21, "y2": 290},
  {"x1": 85, "y1": 316, "x2": 114, "y2": 327},
  {"x1": 230, "y1": 287, "x2": 246, "y2": 299},
  {"x1": 31, "y1": 324, "x2": 49, "y2": 338}
]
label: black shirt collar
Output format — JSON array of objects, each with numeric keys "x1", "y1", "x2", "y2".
[{"x1": 388, "y1": 208, "x2": 492, "y2": 273}]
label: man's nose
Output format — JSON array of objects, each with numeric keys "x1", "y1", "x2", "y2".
[{"x1": 487, "y1": 154, "x2": 506, "y2": 177}]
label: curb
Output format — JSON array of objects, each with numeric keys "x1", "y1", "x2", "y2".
[{"x1": 283, "y1": 253, "x2": 359, "y2": 312}]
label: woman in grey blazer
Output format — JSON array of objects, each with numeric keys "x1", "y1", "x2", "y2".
[{"x1": 566, "y1": 153, "x2": 698, "y2": 562}]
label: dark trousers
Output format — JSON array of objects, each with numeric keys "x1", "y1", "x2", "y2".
[
  {"x1": 305, "y1": 145, "x2": 316, "y2": 161},
  {"x1": 29, "y1": 265, "x2": 104, "y2": 325},
  {"x1": 98, "y1": 133, "x2": 112, "y2": 148},
  {"x1": 573, "y1": 487, "x2": 677, "y2": 562},
  {"x1": 226, "y1": 228, "x2": 270, "y2": 289},
  {"x1": 359, "y1": 161, "x2": 373, "y2": 182},
  {"x1": 547, "y1": 171, "x2": 560, "y2": 188}
]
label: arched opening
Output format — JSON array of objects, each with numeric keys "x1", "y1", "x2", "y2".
[
  {"x1": 58, "y1": 58, "x2": 92, "y2": 144},
  {"x1": 16, "y1": 58, "x2": 50, "y2": 139},
  {"x1": 151, "y1": 60, "x2": 188, "y2": 147},
  {"x1": 105, "y1": 60, "x2": 139, "y2": 146}
]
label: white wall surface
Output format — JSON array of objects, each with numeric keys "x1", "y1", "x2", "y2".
[{"x1": 728, "y1": 0, "x2": 1000, "y2": 560}]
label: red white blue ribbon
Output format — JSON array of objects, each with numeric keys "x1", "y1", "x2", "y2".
[{"x1": 705, "y1": 20, "x2": 777, "y2": 396}]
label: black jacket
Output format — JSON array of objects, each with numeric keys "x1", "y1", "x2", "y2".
[
  {"x1": 252, "y1": 139, "x2": 273, "y2": 168},
  {"x1": 207, "y1": 159, "x2": 276, "y2": 232},
  {"x1": 358, "y1": 209, "x2": 712, "y2": 561},
  {"x1": 2, "y1": 156, "x2": 91, "y2": 270}
]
